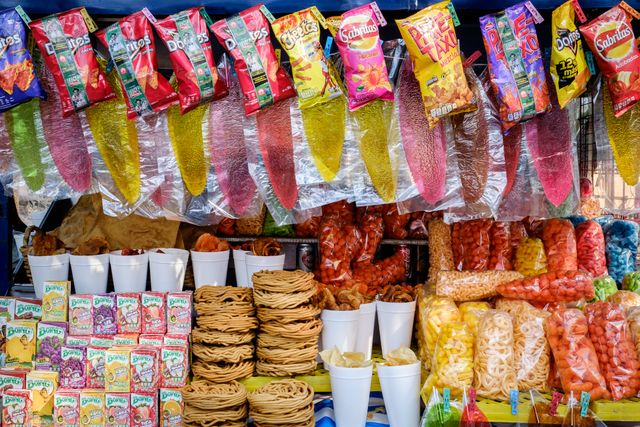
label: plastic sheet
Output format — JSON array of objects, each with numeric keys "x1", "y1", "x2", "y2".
[
  {"x1": 604, "y1": 220, "x2": 638, "y2": 285},
  {"x1": 428, "y1": 218, "x2": 454, "y2": 283},
  {"x1": 542, "y1": 218, "x2": 578, "y2": 272},
  {"x1": 489, "y1": 222, "x2": 512, "y2": 270},
  {"x1": 497, "y1": 271, "x2": 594, "y2": 303},
  {"x1": 461, "y1": 388, "x2": 490, "y2": 427},
  {"x1": 576, "y1": 220, "x2": 607, "y2": 278},
  {"x1": 585, "y1": 302, "x2": 640, "y2": 400},
  {"x1": 294, "y1": 214, "x2": 321, "y2": 238},
  {"x1": 544, "y1": 307, "x2": 609, "y2": 401},
  {"x1": 167, "y1": 104, "x2": 208, "y2": 196},
  {"x1": 514, "y1": 238, "x2": 547, "y2": 277},
  {"x1": 408, "y1": 211, "x2": 434, "y2": 239},
  {"x1": 436, "y1": 271, "x2": 522, "y2": 302}
]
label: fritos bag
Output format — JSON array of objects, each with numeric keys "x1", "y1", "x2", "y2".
[
  {"x1": 580, "y1": 3, "x2": 640, "y2": 117},
  {"x1": 550, "y1": 1, "x2": 591, "y2": 109},
  {"x1": 396, "y1": 0, "x2": 474, "y2": 127},
  {"x1": 96, "y1": 10, "x2": 178, "y2": 119},
  {"x1": 272, "y1": 7, "x2": 342, "y2": 109},
  {"x1": 30, "y1": 8, "x2": 115, "y2": 116},
  {"x1": 211, "y1": 4, "x2": 296, "y2": 115},
  {"x1": 151, "y1": 7, "x2": 227, "y2": 113},
  {"x1": 328, "y1": 2, "x2": 393, "y2": 110},
  {"x1": 0, "y1": 8, "x2": 46, "y2": 112}
]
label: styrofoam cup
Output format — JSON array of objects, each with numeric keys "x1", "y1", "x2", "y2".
[
  {"x1": 191, "y1": 249, "x2": 230, "y2": 288},
  {"x1": 70, "y1": 254, "x2": 109, "y2": 295},
  {"x1": 233, "y1": 250, "x2": 250, "y2": 287},
  {"x1": 109, "y1": 250, "x2": 148, "y2": 293},
  {"x1": 355, "y1": 302, "x2": 376, "y2": 360},
  {"x1": 321, "y1": 309, "x2": 360, "y2": 354},
  {"x1": 245, "y1": 254, "x2": 285, "y2": 288},
  {"x1": 29, "y1": 253, "x2": 69, "y2": 299},
  {"x1": 376, "y1": 300, "x2": 416, "y2": 357},
  {"x1": 149, "y1": 248, "x2": 189, "y2": 292},
  {"x1": 328, "y1": 364, "x2": 373, "y2": 427},
  {"x1": 376, "y1": 361, "x2": 421, "y2": 427}
]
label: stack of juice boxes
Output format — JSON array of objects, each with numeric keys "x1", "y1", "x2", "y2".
[{"x1": 0, "y1": 281, "x2": 192, "y2": 427}]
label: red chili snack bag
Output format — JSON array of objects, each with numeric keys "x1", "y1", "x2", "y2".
[
  {"x1": 460, "y1": 219, "x2": 493, "y2": 271},
  {"x1": 580, "y1": 4, "x2": 640, "y2": 117},
  {"x1": 30, "y1": 8, "x2": 114, "y2": 116},
  {"x1": 497, "y1": 270, "x2": 595, "y2": 303},
  {"x1": 576, "y1": 220, "x2": 608, "y2": 278},
  {"x1": 211, "y1": 4, "x2": 296, "y2": 115},
  {"x1": 489, "y1": 221, "x2": 513, "y2": 270},
  {"x1": 542, "y1": 218, "x2": 578, "y2": 272},
  {"x1": 96, "y1": 10, "x2": 178, "y2": 119},
  {"x1": 151, "y1": 7, "x2": 227, "y2": 114}
]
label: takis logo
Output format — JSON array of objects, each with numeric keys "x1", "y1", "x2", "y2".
[
  {"x1": 166, "y1": 31, "x2": 209, "y2": 52},
  {"x1": 594, "y1": 22, "x2": 633, "y2": 57},
  {"x1": 555, "y1": 27, "x2": 580, "y2": 55},
  {"x1": 0, "y1": 34, "x2": 21, "y2": 51},
  {"x1": 279, "y1": 19, "x2": 318, "y2": 50},
  {"x1": 44, "y1": 34, "x2": 90, "y2": 55}
]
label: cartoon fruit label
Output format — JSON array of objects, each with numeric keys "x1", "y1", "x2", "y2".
[
  {"x1": 41, "y1": 281, "x2": 70, "y2": 322},
  {"x1": 92, "y1": 295, "x2": 117, "y2": 335},
  {"x1": 130, "y1": 392, "x2": 157, "y2": 427},
  {"x1": 53, "y1": 390, "x2": 80, "y2": 426},
  {"x1": 79, "y1": 391, "x2": 104, "y2": 426},
  {"x1": 160, "y1": 389, "x2": 183, "y2": 427},
  {"x1": 163, "y1": 334, "x2": 189, "y2": 346},
  {"x1": 160, "y1": 346, "x2": 187, "y2": 388},
  {"x1": 130, "y1": 348, "x2": 158, "y2": 393},
  {"x1": 26, "y1": 370, "x2": 57, "y2": 417},
  {"x1": 580, "y1": 4, "x2": 640, "y2": 116},
  {"x1": 0, "y1": 298, "x2": 16, "y2": 322},
  {"x1": 105, "y1": 392, "x2": 130, "y2": 427},
  {"x1": 0, "y1": 370, "x2": 26, "y2": 395},
  {"x1": 166, "y1": 292, "x2": 192, "y2": 335},
  {"x1": 105, "y1": 349, "x2": 130, "y2": 393},
  {"x1": 2, "y1": 389, "x2": 32, "y2": 427},
  {"x1": 116, "y1": 294, "x2": 141, "y2": 334},
  {"x1": 60, "y1": 346, "x2": 86, "y2": 389},
  {"x1": 68, "y1": 295, "x2": 93, "y2": 336},
  {"x1": 14, "y1": 298, "x2": 42, "y2": 320},
  {"x1": 86, "y1": 346, "x2": 106, "y2": 389},
  {"x1": 89, "y1": 335, "x2": 114, "y2": 349},
  {"x1": 6, "y1": 320, "x2": 37, "y2": 368},
  {"x1": 138, "y1": 335, "x2": 163, "y2": 347},
  {"x1": 35, "y1": 322, "x2": 66, "y2": 371},
  {"x1": 66, "y1": 336, "x2": 90, "y2": 347},
  {"x1": 141, "y1": 293, "x2": 166, "y2": 335}
]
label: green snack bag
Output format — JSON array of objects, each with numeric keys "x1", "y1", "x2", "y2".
[
  {"x1": 622, "y1": 272, "x2": 640, "y2": 294},
  {"x1": 592, "y1": 276, "x2": 618, "y2": 302},
  {"x1": 421, "y1": 387, "x2": 462, "y2": 427},
  {"x1": 262, "y1": 211, "x2": 294, "y2": 237}
]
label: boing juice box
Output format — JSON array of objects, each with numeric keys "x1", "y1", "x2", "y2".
[
  {"x1": 105, "y1": 393, "x2": 130, "y2": 427},
  {"x1": 91, "y1": 295, "x2": 117, "y2": 336},
  {"x1": 140, "y1": 293, "x2": 166, "y2": 334},
  {"x1": 159, "y1": 389, "x2": 183, "y2": 427},
  {"x1": 130, "y1": 348, "x2": 158, "y2": 393},
  {"x1": 116, "y1": 294, "x2": 141, "y2": 334},
  {"x1": 0, "y1": 298, "x2": 16, "y2": 322},
  {"x1": 137, "y1": 335, "x2": 162, "y2": 347},
  {"x1": 113, "y1": 335, "x2": 138, "y2": 346},
  {"x1": 0, "y1": 369, "x2": 27, "y2": 393},
  {"x1": 53, "y1": 390, "x2": 80, "y2": 426},
  {"x1": 160, "y1": 346, "x2": 188, "y2": 388},
  {"x1": 65, "y1": 336, "x2": 90, "y2": 347},
  {"x1": 35, "y1": 322, "x2": 67, "y2": 371},
  {"x1": 130, "y1": 392, "x2": 156, "y2": 427},
  {"x1": 79, "y1": 391, "x2": 104, "y2": 426},
  {"x1": 68, "y1": 296, "x2": 93, "y2": 336},
  {"x1": 14, "y1": 299, "x2": 42, "y2": 320},
  {"x1": 86, "y1": 347, "x2": 106, "y2": 389},
  {"x1": 105, "y1": 349, "x2": 130, "y2": 393},
  {"x1": 59, "y1": 347, "x2": 86, "y2": 389},
  {"x1": 2, "y1": 389, "x2": 32, "y2": 426},
  {"x1": 163, "y1": 334, "x2": 189, "y2": 347},
  {"x1": 166, "y1": 292, "x2": 192, "y2": 335},
  {"x1": 6, "y1": 320, "x2": 37, "y2": 368},
  {"x1": 26, "y1": 370, "x2": 58, "y2": 422},
  {"x1": 89, "y1": 336, "x2": 114, "y2": 349},
  {"x1": 41, "y1": 282, "x2": 70, "y2": 322}
]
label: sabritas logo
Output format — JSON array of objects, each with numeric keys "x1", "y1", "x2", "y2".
[
  {"x1": 44, "y1": 34, "x2": 91, "y2": 55},
  {"x1": 405, "y1": 11, "x2": 456, "y2": 61},
  {"x1": 338, "y1": 14, "x2": 378, "y2": 49},
  {"x1": 0, "y1": 34, "x2": 21, "y2": 51},
  {"x1": 279, "y1": 18, "x2": 318, "y2": 51},
  {"x1": 166, "y1": 32, "x2": 209, "y2": 52},
  {"x1": 595, "y1": 21, "x2": 633, "y2": 59}
]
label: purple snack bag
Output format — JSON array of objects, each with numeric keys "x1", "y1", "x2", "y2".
[
  {"x1": 0, "y1": 8, "x2": 46, "y2": 112},
  {"x1": 60, "y1": 345, "x2": 86, "y2": 389},
  {"x1": 92, "y1": 294, "x2": 117, "y2": 335}
]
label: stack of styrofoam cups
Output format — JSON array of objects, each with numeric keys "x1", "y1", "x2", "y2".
[
  {"x1": 245, "y1": 253, "x2": 285, "y2": 288},
  {"x1": 109, "y1": 250, "x2": 148, "y2": 293},
  {"x1": 355, "y1": 302, "x2": 376, "y2": 360},
  {"x1": 320, "y1": 308, "x2": 360, "y2": 353},
  {"x1": 376, "y1": 300, "x2": 417, "y2": 356},
  {"x1": 377, "y1": 360, "x2": 421, "y2": 427},
  {"x1": 70, "y1": 253, "x2": 109, "y2": 294},
  {"x1": 327, "y1": 363, "x2": 373, "y2": 427},
  {"x1": 149, "y1": 248, "x2": 189, "y2": 292},
  {"x1": 233, "y1": 249, "x2": 250, "y2": 287},
  {"x1": 191, "y1": 249, "x2": 230, "y2": 288},
  {"x1": 29, "y1": 253, "x2": 69, "y2": 299}
]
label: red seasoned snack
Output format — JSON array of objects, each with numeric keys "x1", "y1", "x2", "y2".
[
  {"x1": 460, "y1": 219, "x2": 492, "y2": 271},
  {"x1": 408, "y1": 211, "x2": 441, "y2": 239},
  {"x1": 383, "y1": 205, "x2": 410, "y2": 239},
  {"x1": 353, "y1": 214, "x2": 384, "y2": 266},
  {"x1": 489, "y1": 221, "x2": 513, "y2": 270},
  {"x1": 216, "y1": 218, "x2": 236, "y2": 236},
  {"x1": 497, "y1": 270, "x2": 595, "y2": 303},
  {"x1": 545, "y1": 307, "x2": 610, "y2": 400},
  {"x1": 211, "y1": 4, "x2": 295, "y2": 115},
  {"x1": 576, "y1": 220, "x2": 608, "y2": 278},
  {"x1": 31, "y1": 8, "x2": 114, "y2": 116},
  {"x1": 353, "y1": 246, "x2": 409, "y2": 288},
  {"x1": 96, "y1": 11, "x2": 178, "y2": 119},
  {"x1": 509, "y1": 221, "x2": 527, "y2": 257},
  {"x1": 322, "y1": 200, "x2": 355, "y2": 225},
  {"x1": 451, "y1": 222, "x2": 463, "y2": 271},
  {"x1": 317, "y1": 216, "x2": 360, "y2": 284},
  {"x1": 294, "y1": 215, "x2": 321, "y2": 238},
  {"x1": 542, "y1": 219, "x2": 577, "y2": 272}
]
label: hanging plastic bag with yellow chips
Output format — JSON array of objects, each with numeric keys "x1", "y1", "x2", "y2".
[
  {"x1": 550, "y1": 0, "x2": 591, "y2": 108},
  {"x1": 396, "y1": 0, "x2": 475, "y2": 127}
]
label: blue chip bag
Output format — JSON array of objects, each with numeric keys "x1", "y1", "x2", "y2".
[{"x1": 0, "y1": 8, "x2": 45, "y2": 112}]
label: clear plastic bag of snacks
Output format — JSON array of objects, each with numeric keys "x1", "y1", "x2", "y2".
[
  {"x1": 428, "y1": 219, "x2": 454, "y2": 282},
  {"x1": 459, "y1": 302, "x2": 491, "y2": 336},
  {"x1": 605, "y1": 220, "x2": 639, "y2": 285},
  {"x1": 626, "y1": 306, "x2": 640, "y2": 362},
  {"x1": 489, "y1": 222, "x2": 513, "y2": 270},
  {"x1": 459, "y1": 219, "x2": 493, "y2": 271},
  {"x1": 514, "y1": 238, "x2": 547, "y2": 277},
  {"x1": 607, "y1": 290, "x2": 640, "y2": 313},
  {"x1": 436, "y1": 271, "x2": 523, "y2": 302},
  {"x1": 419, "y1": 296, "x2": 461, "y2": 370},
  {"x1": 497, "y1": 270, "x2": 594, "y2": 303},
  {"x1": 591, "y1": 276, "x2": 618, "y2": 302},
  {"x1": 542, "y1": 219, "x2": 578, "y2": 272},
  {"x1": 576, "y1": 220, "x2": 607, "y2": 278}
]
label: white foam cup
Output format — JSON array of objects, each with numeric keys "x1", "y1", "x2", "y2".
[
  {"x1": 191, "y1": 249, "x2": 230, "y2": 288},
  {"x1": 376, "y1": 300, "x2": 416, "y2": 357},
  {"x1": 109, "y1": 250, "x2": 148, "y2": 293},
  {"x1": 149, "y1": 248, "x2": 189, "y2": 292},
  {"x1": 376, "y1": 361, "x2": 421, "y2": 427},
  {"x1": 29, "y1": 253, "x2": 69, "y2": 299},
  {"x1": 355, "y1": 302, "x2": 376, "y2": 360},
  {"x1": 245, "y1": 254, "x2": 285, "y2": 288},
  {"x1": 327, "y1": 363, "x2": 373, "y2": 427},
  {"x1": 70, "y1": 253, "x2": 109, "y2": 294},
  {"x1": 321, "y1": 309, "x2": 360, "y2": 354}
]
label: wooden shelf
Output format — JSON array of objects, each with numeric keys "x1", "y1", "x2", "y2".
[{"x1": 224, "y1": 237, "x2": 428, "y2": 246}]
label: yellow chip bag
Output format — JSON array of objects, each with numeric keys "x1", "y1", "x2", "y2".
[
  {"x1": 272, "y1": 7, "x2": 343, "y2": 109},
  {"x1": 396, "y1": 0, "x2": 474, "y2": 127},
  {"x1": 550, "y1": 0, "x2": 591, "y2": 109}
]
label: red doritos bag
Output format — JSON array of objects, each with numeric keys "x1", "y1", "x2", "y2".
[
  {"x1": 151, "y1": 7, "x2": 228, "y2": 113},
  {"x1": 211, "y1": 4, "x2": 296, "y2": 115},
  {"x1": 30, "y1": 8, "x2": 115, "y2": 116},
  {"x1": 96, "y1": 10, "x2": 178, "y2": 119}
]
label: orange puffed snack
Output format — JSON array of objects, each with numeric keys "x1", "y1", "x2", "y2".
[
  {"x1": 542, "y1": 218, "x2": 577, "y2": 272},
  {"x1": 497, "y1": 270, "x2": 594, "y2": 303}
]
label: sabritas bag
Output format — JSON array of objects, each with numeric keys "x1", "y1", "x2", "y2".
[
  {"x1": 211, "y1": 4, "x2": 296, "y2": 115},
  {"x1": 30, "y1": 8, "x2": 115, "y2": 116},
  {"x1": 581, "y1": 3, "x2": 640, "y2": 117},
  {"x1": 151, "y1": 7, "x2": 228, "y2": 114},
  {"x1": 96, "y1": 11, "x2": 178, "y2": 119}
]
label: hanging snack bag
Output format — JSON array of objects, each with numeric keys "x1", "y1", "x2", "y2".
[
  {"x1": 272, "y1": 7, "x2": 342, "y2": 109},
  {"x1": 581, "y1": 3, "x2": 640, "y2": 117},
  {"x1": 211, "y1": 4, "x2": 295, "y2": 115},
  {"x1": 96, "y1": 10, "x2": 178, "y2": 119},
  {"x1": 30, "y1": 8, "x2": 114, "y2": 116},
  {"x1": 328, "y1": 3, "x2": 393, "y2": 110},
  {"x1": 480, "y1": 2, "x2": 550, "y2": 130},
  {"x1": 0, "y1": 8, "x2": 46, "y2": 112},
  {"x1": 151, "y1": 7, "x2": 227, "y2": 114},
  {"x1": 550, "y1": 1, "x2": 591, "y2": 108},
  {"x1": 396, "y1": 1, "x2": 475, "y2": 127}
]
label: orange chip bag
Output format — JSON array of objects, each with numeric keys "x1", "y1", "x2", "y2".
[{"x1": 396, "y1": 0, "x2": 474, "y2": 127}]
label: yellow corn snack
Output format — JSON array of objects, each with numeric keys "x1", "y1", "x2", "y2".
[
  {"x1": 603, "y1": 85, "x2": 640, "y2": 186},
  {"x1": 418, "y1": 295, "x2": 461, "y2": 370},
  {"x1": 459, "y1": 301, "x2": 491, "y2": 335},
  {"x1": 514, "y1": 237, "x2": 548, "y2": 277},
  {"x1": 167, "y1": 104, "x2": 208, "y2": 196}
]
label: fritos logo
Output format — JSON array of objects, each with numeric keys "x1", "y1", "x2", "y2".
[{"x1": 594, "y1": 21, "x2": 633, "y2": 59}]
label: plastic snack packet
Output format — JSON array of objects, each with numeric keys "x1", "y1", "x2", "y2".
[
  {"x1": 542, "y1": 218, "x2": 578, "y2": 272},
  {"x1": 460, "y1": 388, "x2": 490, "y2": 427},
  {"x1": 591, "y1": 276, "x2": 618, "y2": 302},
  {"x1": 328, "y1": 3, "x2": 393, "y2": 111},
  {"x1": 576, "y1": 220, "x2": 607, "y2": 278},
  {"x1": 497, "y1": 270, "x2": 595, "y2": 303},
  {"x1": 152, "y1": 7, "x2": 227, "y2": 114},
  {"x1": 396, "y1": 1, "x2": 474, "y2": 127},
  {"x1": 167, "y1": 104, "x2": 208, "y2": 196},
  {"x1": 5, "y1": 99, "x2": 46, "y2": 191},
  {"x1": 211, "y1": 4, "x2": 296, "y2": 115},
  {"x1": 30, "y1": 8, "x2": 114, "y2": 116},
  {"x1": 607, "y1": 290, "x2": 640, "y2": 312},
  {"x1": 514, "y1": 237, "x2": 547, "y2": 276},
  {"x1": 96, "y1": 11, "x2": 178, "y2": 119},
  {"x1": 581, "y1": 4, "x2": 640, "y2": 117},
  {"x1": 527, "y1": 390, "x2": 563, "y2": 426},
  {"x1": 0, "y1": 8, "x2": 46, "y2": 112},
  {"x1": 605, "y1": 219, "x2": 639, "y2": 285},
  {"x1": 421, "y1": 388, "x2": 462, "y2": 427}
]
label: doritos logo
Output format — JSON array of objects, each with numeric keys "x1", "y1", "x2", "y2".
[
  {"x1": 0, "y1": 34, "x2": 21, "y2": 52},
  {"x1": 223, "y1": 26, "x2": 268, "y2": 51},
  {"x1": 556, "y1": 27, "x2": 580, "y2": 54},
  {"x1": 166, "y1": 32, "x2": 209, "y2": 52},
  {"x1": 279, "y1": 19, "x2": 318, "y2": 51},
  {"x1": 44, "y1": 34, "x2": 91, "y2": 55}
]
